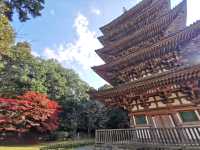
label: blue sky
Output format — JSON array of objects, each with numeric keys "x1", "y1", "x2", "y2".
[{"x1": 12, "y1": 0, "x2": 200, "y2": 89}]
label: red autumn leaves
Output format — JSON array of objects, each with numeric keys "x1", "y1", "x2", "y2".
[{"x1": 0, "y1": 91, "x2": 61, "y2": 133}]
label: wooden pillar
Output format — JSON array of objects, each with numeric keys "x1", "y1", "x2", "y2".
[
  {"x1": 129, "y1": 113, "x2": 135, "y2": 127},
  {"x1": 147, "y1": 115, "x2": 154, "y2": 127},
  {"x1": 171, "y1": 112, "x2": 181, "y2": 127}
]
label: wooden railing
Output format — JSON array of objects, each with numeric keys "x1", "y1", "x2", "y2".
[{"x1": 95, "y1": 127, "x2": 200, "y2": 148}]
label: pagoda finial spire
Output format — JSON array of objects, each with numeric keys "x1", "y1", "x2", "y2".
[{"x1": 122, "y1": 7, "x2": 127, "y2": 13}]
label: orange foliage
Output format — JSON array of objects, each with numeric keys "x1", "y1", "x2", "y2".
[{"x1": 0, "y1": 91, "x2": 61, "y2": 134}]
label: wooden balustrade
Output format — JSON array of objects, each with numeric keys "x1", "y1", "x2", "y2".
[{"x1": 95, "y1": 127, "x2": 200, "y2": 148}]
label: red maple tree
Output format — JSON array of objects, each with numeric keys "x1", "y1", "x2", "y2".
[{"x1": 0, "y1": 91, "x2": 61, "y2": 134}]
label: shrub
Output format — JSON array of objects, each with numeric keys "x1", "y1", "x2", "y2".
[{"x1": 0, "y1": 91, "x2": 61, "y2": 137}]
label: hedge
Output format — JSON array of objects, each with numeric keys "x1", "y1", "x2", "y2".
[{"x1": 40, "y1": 139, "x2": 94, "y2": 150}]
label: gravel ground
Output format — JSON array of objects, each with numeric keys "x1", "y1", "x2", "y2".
[{"x1": 75, "y1": 145, "x2": 94, "y2": 150}]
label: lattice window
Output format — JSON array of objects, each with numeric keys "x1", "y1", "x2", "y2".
[
  {"x1": 179, "y1": 111, "x2": 199, "y2": 122},
  {"x1": 135, "y1": 115, "x2": 147, "y2": 125}
]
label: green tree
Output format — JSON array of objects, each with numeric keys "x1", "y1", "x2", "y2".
[
  {"x1": 97, "y1": 84, "x2": 130, "y2": 129},
  {"x1": 59, "y1": 98, "x2": 82, "y2": 135},
  {"x1": 79, "y1": 100, "x2": 108, "y2": 136},
  {"x1": 0, "y1": 41, "x2": 91, "y2": 99},
  {"x1": 106, "y1": 107, "x2": 130, "y2": 129},
  {"x1": 42, "y1": 59, "x2": 90, "y2": 101},
  {"x1": 98, "y1": 84, "x2": 112, "y2": 91},
  {"x1": 0, "y1": 42, "x2": 47, "y2": 97},
  {"x1": 2, "y1": 0, "x2": 45, "y2": 22},
  {"x1": 59, "y1": 98, "x2": 108, "y2": 137},
  {"x1": 0, "y1": 14, "x2": 14, "y2": 54}
]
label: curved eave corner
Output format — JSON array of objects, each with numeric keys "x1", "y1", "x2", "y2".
[
  {"x1": 95, "y1": 49, "x2": 112, "y2": 63},
  {"x1": 91, "y1": 66, "x2": 113, "y2": 85}
]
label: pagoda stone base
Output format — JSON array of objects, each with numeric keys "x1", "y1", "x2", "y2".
[
  {"x1": 95, "y1": 144, "x2": 134, "y2": 150},
  {"x1": 94, "y1": 144, "x2": 194, "y2": 150}
]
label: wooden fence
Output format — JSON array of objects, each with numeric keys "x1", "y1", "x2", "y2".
[{"x1": 95, "y1": 127, "x2": 200, "y2": 148}]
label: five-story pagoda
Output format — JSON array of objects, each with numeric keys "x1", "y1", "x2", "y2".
[{"x1": 90, "y1": 0, "x2": 200, "y2": 128}]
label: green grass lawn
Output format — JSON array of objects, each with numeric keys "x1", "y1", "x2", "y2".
[
  {"x1": 0, "y1": 139, "x2": 94, "y2": 150},
  {"x1": 0, "y1": 146, "x2": 39, "y2": 150}
]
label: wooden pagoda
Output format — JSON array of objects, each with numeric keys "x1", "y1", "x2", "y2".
[{"x1": 90, "y1": 0, "x2": 200, "y2": 149}]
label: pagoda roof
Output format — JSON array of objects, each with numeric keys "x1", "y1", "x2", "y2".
[
  {"x1": 100, "y1": 0, "x2": 171, "y2": 46},
  {"x1": 100, "y1": 0, "x2": 153, "y2": 34},
  {"x1": 95, "y1": 49, "x2": 116, "y2": 63},
  {"x1": 92, "y1": 20, "x2": 200, "y2": 84},
  {"x1": 90, "y1": 64, "x2": 200, "y2": 99},
  {"x1": 97, "y1": 36, "x2": 106, "y2": 46},
  {"x1": 96, "y1": 0, "x2": 186, "y2": 57}
]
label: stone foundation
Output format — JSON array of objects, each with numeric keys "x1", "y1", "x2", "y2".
[{"x1": 94, "y1": 144, "x2": 196, "y2": 150}]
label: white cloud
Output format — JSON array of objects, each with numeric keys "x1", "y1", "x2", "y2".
[
  {"x1": 128, "y1": 0, "x2": 142, "y2": 9},
  {"x1": 42, "y1": 13, "x2": 106, "y2": 88},
  {"x1": 43, "y1": 12, "x2": 104, "y2": 69},
  {"x1": 187, "y1": 0, "x2": 200, "y2": 25},
  {"x1": 136, "y1": 0, "x2": 142, "y2": 3},
  {"x1": 171, "y1": 0, "x2": 200, "y2": 25},
  {"x1": 31, "y1": 51, "x2": 40, "y2": 57},
  {"x1": 91, "y1": 8, "x2": 101, "y2": 15}
]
